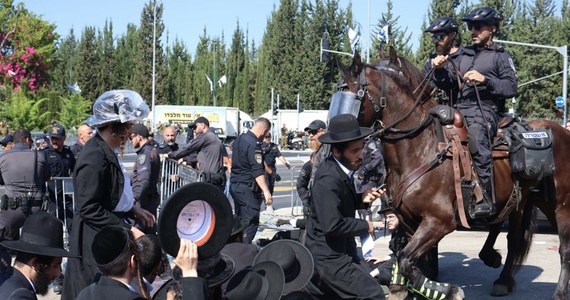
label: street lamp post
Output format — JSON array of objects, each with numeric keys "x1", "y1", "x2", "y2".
[{"x1": 151, "y1": 0, "x2": 162, "y2": 132}]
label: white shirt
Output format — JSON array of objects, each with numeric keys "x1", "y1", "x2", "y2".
[{"x1": 113, "y1": 153, "x2": 135, "y2": 212}]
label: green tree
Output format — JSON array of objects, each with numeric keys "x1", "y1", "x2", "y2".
[
  {"x1": 114, "y1": 23, "x2": 139, "y2": 89},
  {"x1": 372, "y1": 0, "x2": 414, "y2": 60},
  {"x1": 134, "y1": 0, "x2": 165, "y2": 105},
  {"x1": 75, "y1": 26, "x2": 99, "y2": 101},
  {"x1": 165, "y1": 38, "x2": 193, "y2": 105},
  {"x1": 4, "y1": 89, "x2": 49, "y2": 130},
  {"x1": 58, "y1": 93, "x2": 92, "y2": 129}
]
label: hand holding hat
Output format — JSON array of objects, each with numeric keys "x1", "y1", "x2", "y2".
[{"x1": 173, "y1": 238, "x2": 198, "y2": 277}]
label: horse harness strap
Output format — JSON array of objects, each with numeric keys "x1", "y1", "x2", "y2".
[{"x1": 449, "y1": 135, "x2": 471, "y2": 228}]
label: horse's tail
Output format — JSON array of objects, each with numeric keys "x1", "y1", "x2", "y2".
[{"x1": 511, "y1": 196, "x2": 537, "y2": 273}]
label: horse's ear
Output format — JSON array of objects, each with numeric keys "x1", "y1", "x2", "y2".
[
  {"x1": 389, "y1": 46, "x2": 398, "y2": 65},
  {"x1": 379, "y1": 44, "x2": 386, "y2": 59},
  {"x1": 351, "y1": 50, "x2": 363, "y2": 76}
]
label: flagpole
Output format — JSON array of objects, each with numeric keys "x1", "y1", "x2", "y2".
[{"x1": 367, "y1": 0, "x2": 370, "y2": 63}]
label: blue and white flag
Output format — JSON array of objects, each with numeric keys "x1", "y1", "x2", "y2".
[
  {"x1": 66, "y1": 82, "x2": 81, "y2": 94},
  {"x1": 378, "y1": 22, "x2": 390, "y2": 43},
  {"x1": 347, "y1": 26, "x2": 360, "y2": 54}
]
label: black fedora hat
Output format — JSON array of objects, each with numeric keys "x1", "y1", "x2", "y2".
[
  {"x1": 253, "y1": 240, "x2": 313, "y2": 295},
  {"x1": 318, "y1": 114, "x2": 373, "y2": 144},
  {"x1": 158, "y1": 182, "x2": 233, "y2": 258},
  {"x1": 225, "y1": 261, "x2": 285, "y2": 300},
  {"x1": 0, "y1": 211, "x2": 75, "y2": 257},
  {"x1": 197, "y1": 253, "x2": 236, "y2": 288}
]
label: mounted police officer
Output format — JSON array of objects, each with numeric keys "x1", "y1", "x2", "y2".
[
  {"x1": 433, "y1": 7, "x2": 518, "y2": 218},
  {"x1": 230, "y1": 117, "x2": 272, "y2": 244},
  {"x1": 129, "y1": 124, "x2": 160, "y2": 233},
  {"x1": 423, "y1": 16, "x2": 464, "y2": 106}
]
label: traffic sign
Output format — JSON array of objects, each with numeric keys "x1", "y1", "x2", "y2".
[{"x1": 555, "y1": 97, "x2": 565, "y2": 107}]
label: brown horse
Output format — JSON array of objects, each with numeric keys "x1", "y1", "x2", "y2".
[{"x1": 335, "y1": 50, "x2": 570, "y2": 299}]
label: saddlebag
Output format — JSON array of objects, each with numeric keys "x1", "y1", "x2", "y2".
[{"x1": 508, "y1": 127, "x2": 555, "y2": 179}]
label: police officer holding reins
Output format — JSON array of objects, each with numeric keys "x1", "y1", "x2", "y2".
[{"x1": 433, "y1": 7, "x2": 518, "y2": 218}]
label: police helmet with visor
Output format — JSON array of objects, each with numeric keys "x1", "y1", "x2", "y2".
[{"x1": 425, "y1": 17, "x2": 459, "y2": 43}]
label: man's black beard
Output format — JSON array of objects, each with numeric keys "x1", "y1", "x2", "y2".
[
  {"x1": 435, "y1": 41, "x2": 452, "y2": 56},
  {"x1": 34, "y1": 267, "x2": 52, "y2": 295}
]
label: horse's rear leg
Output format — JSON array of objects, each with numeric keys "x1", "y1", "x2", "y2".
[
  {"x1": 492, "y1": 199, "x2": 535, "y2": 296},
  {"x1": 478, "y1": 222, "x2": 504, "y2": 269},
  {"x1": 553, "y1": 205, "x2": 570, "y2": 300}
]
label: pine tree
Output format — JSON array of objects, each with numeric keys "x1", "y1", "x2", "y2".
[
  {"x1": 372, "y1": 0, "x2": 414, "y2": 61},
  {"x1": 75, "y1": 26, "x2": 99, "y2": 102},
  {"x1": 114, "y1": 24, "x2": 140, "y2": 90}
]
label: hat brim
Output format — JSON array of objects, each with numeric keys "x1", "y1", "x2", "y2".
[
  {"x1": 226, "y1": 261, "x2": 285, "y2": 300},
  {"x1": 158, "y1": 182, "x2": 233, "y2": 259},
  {"x1": 318, "y1": 127, "x2": 373, "y2": 144},
  {"x1": 0, "y1": 240, "x2": 76, "y2": 258},
  {"x1": 253, "y1": 240, "x2": 314, "y2": 295},
  {"x1": 205, "y1": 253, "x2": 236, "y2": 288}
]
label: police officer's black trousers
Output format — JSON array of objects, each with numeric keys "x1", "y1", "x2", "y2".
[
  {"x1": 230, "y1": 182, "x2": 262, "y2": 244},
  {"x1": 458, "y1": 104, "x2": 499, "y2": 183}
]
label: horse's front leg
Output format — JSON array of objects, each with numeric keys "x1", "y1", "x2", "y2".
[
  {"x1": 397, "y1": 217, "x2": 464, "y2": 300},
  {"x1": 553, "y1": 199, "x2": 570, "y2": 300},
  {"x1": 478, "y1": 222, "x2": 504, "y2": 269}
]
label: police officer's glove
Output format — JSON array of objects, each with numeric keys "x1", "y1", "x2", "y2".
[
  {"x1": 273, "y1": 173, "x2": 281, "y2": 182},
  {"x1": 276, "y1": 219, "x2": 290, "y2": 227},
  {"x1": 285, "y1": 162, "x2": 291, "y2": 169}
]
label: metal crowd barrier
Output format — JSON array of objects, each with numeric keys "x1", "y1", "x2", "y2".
[
  {"x1": 159, "y1": 158, "x2": 200, "y2": 212},
  {"x1": 286, "y1": 161, "x2": 306, "y2": 216},
  {"x1": 46, "y1": 176, "x2": 75, "y2": 251}
]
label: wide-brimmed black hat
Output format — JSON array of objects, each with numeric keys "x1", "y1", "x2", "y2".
[
  {"x1": 197, "y1": 253, "x2": 235, "y2": 288},
  {"x1": 158, "y1": 182, "x2": 233, "y2": 258},
  {"x1": 253, "y1": 240, "x2": 313, "y2": 295},
  {"x1": 0, "y1": 212, "x2": 75, "y2": 258},
  {"x1": 318, "y1": 114, "x2": 373, "y2": 144},
  {"x1": 225, "y1": 261, "x2": 285, "y2": 300}
]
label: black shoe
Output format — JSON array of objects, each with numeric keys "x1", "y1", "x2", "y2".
[{"x1": 473, "y1": 180, "x2": 494, "y2": 218}]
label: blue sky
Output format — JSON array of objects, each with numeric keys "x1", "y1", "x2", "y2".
[
  {"x1": 21, "y1": 0, "x2": 431, "y2": 54},
  {"x1": 19, "y1": 0, "x2": 567, "y2": 55}
]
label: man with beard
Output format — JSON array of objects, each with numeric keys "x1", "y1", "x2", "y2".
[
  {"x1": 296, "y1": 120, "x2": 326, "y2": 217},
  {"x1": 130, "y1": 124, "x2": 160, "y2": 233},
  {"x1": 432, "y1": 7, "x2": 517, "y2": 218},
  {"x1": 423, "y1": 16, "x2": 463, "y2": 106},
  {"x1": 304, "y1": 114, "x2": 385, "y2": 299},
  {"x1": 156, "y1": 126, "x2": 179, "y2": 154},
  {"x1": 0, "y1": 212, "x2": 75, "y2": 299}
]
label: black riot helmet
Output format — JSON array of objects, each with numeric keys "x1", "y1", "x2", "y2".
[
  {"x1": 425, "y1": 17, "x2": 459, "y2": 33},
  {"x1": 462, "y1": 6, "x2": 503, "y2": 25}
]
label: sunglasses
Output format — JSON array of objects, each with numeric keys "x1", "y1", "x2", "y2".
[
  {"x1": 431, "y1": 33, "x2": 446, "y2": 42},
  {"x1": 307, "y1": 129, "x2": 319, "y2": 135},
  {"x1": 467, "y1": 23, "x2": 483, "y2": 31}
]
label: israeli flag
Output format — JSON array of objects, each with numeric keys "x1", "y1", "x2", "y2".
[
  {"x1": 66, "y1": 82, "x2": 81, "y2": 94},
  {"x1": 347, "y1": 26, "x2": 360, "y2": 54},
  {"x1": 378, "y1": 22, "x2": 390, "y2": 43}
]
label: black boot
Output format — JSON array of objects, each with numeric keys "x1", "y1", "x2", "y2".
[{"x1": 473, "y1": 180, "x2": 494, "y2": 218}]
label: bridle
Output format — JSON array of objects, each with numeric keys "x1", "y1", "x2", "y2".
[{"x1": 335, "y1": 63, "x2": 436, "y2": 141}]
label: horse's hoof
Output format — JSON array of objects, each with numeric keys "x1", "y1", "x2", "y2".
[
  {"x1": 447, "y1": 285, "x2": 465, "y2": 300},
  {"x1": 479, "y1": 251, "x2": 502, "y2": 269},
  {"x1": 491, "y1": 283, "x2": 510, "y2": 296}
]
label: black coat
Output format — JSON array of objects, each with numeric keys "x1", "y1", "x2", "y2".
[
  {"x1": 76, "y1": 276, "x2": 144, "y2": 300},
  {"x1": 0, "y1": 269, "x2": 37, "y2": 300},
  {"x1": 305, "y1": 156, "x2": 369, "y2": 261},
  {"x1": 61, "y1": 134, "x2": 132, "y2": 300}
]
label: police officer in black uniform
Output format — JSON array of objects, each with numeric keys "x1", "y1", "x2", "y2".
[
  {"x1": 261, "y1": 132, "x2": 290, "y2": 195},
  {"x1": 130, "y1": 124, "x2": 160, "y2": 234},
  {"x1": 433, "y1": 7, "x2": 518, "y2": 218},
  {"x1": 230, "y1": 117, "x2": 272, "y2": 244},
  {"x1": 42, "y1": 124, "x2": 75, "y2": 224},
  {"x1": 423, "y1": 16, "x2": 465, "y2": 106},
  {"x1": 156, "y1": 125, "x2": 179, "y2": 154}
]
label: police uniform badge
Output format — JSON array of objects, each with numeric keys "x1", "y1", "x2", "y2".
[
  {"x1": 137, "y1": 154, "x2": 146, "y2": 165},
  {"x1": 255, "y1": 150, "x2": 263, "y2": 165}
]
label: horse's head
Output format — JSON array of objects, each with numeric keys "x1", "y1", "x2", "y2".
[{"x1": 334, "y1": 49, "x2": 425, "y2": 128}]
